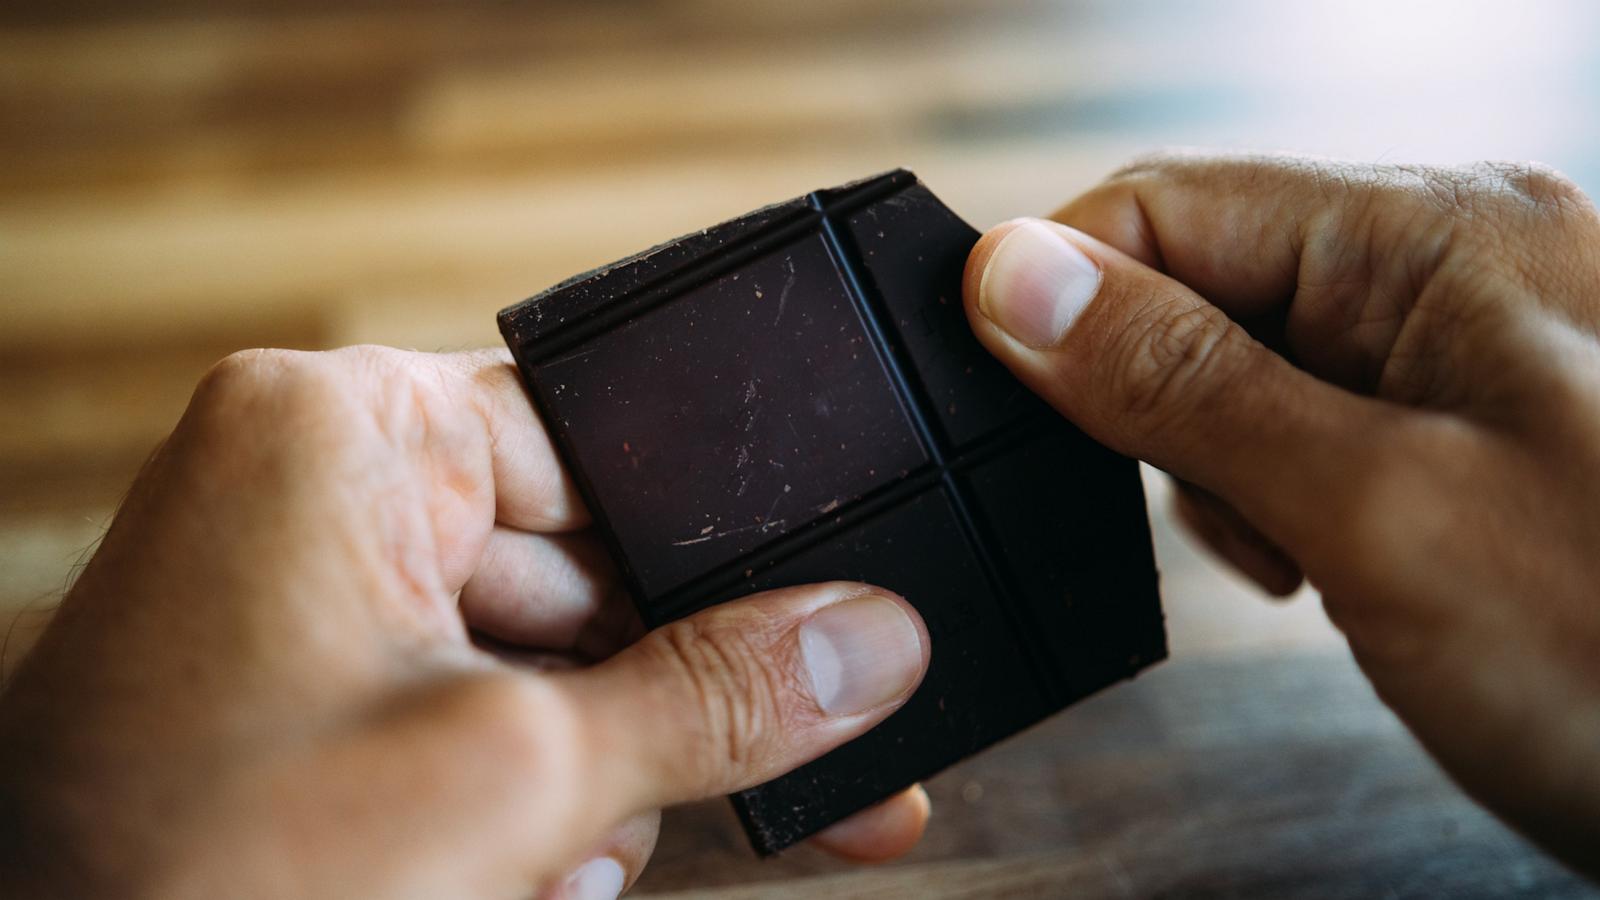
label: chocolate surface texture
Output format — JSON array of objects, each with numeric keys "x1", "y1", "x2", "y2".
[{"x1": 499, "y1": 170, "x2": 1166, "y2": 855}]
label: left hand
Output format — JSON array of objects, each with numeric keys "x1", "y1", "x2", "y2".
[{"x1": 0, "y1": 347, "x2": 932, "y2": 899}]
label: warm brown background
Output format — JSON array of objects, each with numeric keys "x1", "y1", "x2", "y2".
[{"x1": 3, "y1": 1, "x2": 1599, "y2": 896}]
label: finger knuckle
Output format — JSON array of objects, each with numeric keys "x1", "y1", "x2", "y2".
[
  {"x1": 189, "y1": 348, "x2": 425, "y2": 460},
  {"x1": 648, "y1": 614, "x2": 790, "y2": 784},
  {"x1": 1491, "y1": 162, "x2": 1590, "y2": 217},
  {"x1": 1418, "y1": 162, "x2": 1595, "y2": 227},
  {"x1": 1391, "y1": 162, "x2": 1600, "y2": 298},
  {"x1": 193, "y1": 348, "x2": 340, "y2": 424},
  {"x1": 195, "y1": 347, "x2": 298, "y2": 404},
  {"x1": 187, "y1": 350, "x2": 319, "y2": 452}
]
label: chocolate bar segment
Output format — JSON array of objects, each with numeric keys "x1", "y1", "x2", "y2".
[
  {"x1": 529, "y1": 232, "x2": 925, "y2": 597},
  {"x1": 498, "y1": 170, "x2": 1166, "y2": 855},
  {"x1": 960, "y1": 425, "x2": 1168, "y2": 694},
  {"x1": 713, "y1": 486, "x2": 1049, "y2": 852},
  {"x1": 842, "y1": 186, "x2": 1047, "y2": 447}
]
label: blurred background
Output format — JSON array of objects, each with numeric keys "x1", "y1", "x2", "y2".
[{"x1": 3, "y1": 1, "x2": 1599, "y2": 896}]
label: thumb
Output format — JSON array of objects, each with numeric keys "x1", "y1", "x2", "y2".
[
  {"x1": 962, "y1": 217, "x2": 1404, "y2": 553},
  {"x1": 556, "y1": 582, "x2": 929, "y2": 817}
]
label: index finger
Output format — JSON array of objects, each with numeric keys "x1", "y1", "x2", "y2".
[
  {"x1": 1050, "y1": 152, "x2": 1451, "y2": 390},
  {"x1": 1054, "y1": 152, "x2": 1321, "y2": 309}
]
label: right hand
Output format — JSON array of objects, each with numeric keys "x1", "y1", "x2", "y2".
[{"x1": 963, "y1": 152, "x2": 1600, "y2": 876}]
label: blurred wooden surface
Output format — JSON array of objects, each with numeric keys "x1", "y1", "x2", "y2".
[{"x1": 3, "y1": 1, "x2": 1598, "y2": 896}]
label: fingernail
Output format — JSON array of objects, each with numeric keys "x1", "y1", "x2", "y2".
[
  {"x1": 800, "y1": 594, "x2": 924, "y2": 716},
  {"x1": 563, "y1": 857, "x2": 625, "y2": 900},
  {"x1": 977, "y1": 220, "x2": 1102, "y2": 348}
]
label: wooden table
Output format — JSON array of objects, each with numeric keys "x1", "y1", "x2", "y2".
[
  {"x1": 642, "y1": 654, "x2": 1588, "y2": 897},
  {"x1": 3, "y1": 1, "x2": 1597, "y2": 895}
]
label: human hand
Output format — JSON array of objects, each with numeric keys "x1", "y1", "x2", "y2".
[
  {"x1": 0, "y1": 347, "x2": 932, "y2": 899},
  {"x1": 963, "y1": 153, "x2": 1600, "y2": 876}
]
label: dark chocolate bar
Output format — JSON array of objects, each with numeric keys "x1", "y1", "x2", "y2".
[{"x1": 498, "y1": 170, "x2": 1166, "y2": 855}]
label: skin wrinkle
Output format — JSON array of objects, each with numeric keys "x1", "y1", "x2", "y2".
[
  {"x1": 474, "y1": 357, "x2": 585, "y2": 533},
  {"x1": 1510, "y1": 232, "x2": 1595, "y2": 335},
  {"x1": 1112, "y1": 298, "x2": 1239, "y2": 441},
  {"x1": 1351, "y1": 200, "x2": 1453, "y2": 387},
  {"x1": 1391, "y1": 263, "x2": 1547, "y2": 417},
  {"x1": 416, "y1": 370, "x2": 496, "y2": 592},
  {"x1": 469, "y1": 367, "x2": 523, "y2": 525},
  {"x1": 344, "y1": 384, "x2": 453, "y2": 640},
  {"x1": 1127, "y1": 186, "x2": 1169, "y2": 271},
  {"x1": 1358, "y1": 206, "x2": 1505, "y2": 409},
  {"x1": 1289, "y1": 175, "x2": 1407, "y2": 389},
  {"x1": 395, "y1": 374, "x2": 454, "y2": 605},
  {"x1": 653, "y1": 616, "x2": 776, "y2": 790}
]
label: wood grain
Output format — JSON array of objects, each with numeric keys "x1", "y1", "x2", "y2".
[{"x1": 637, "y1": 657, "x2": 1592, "y2": 897}]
